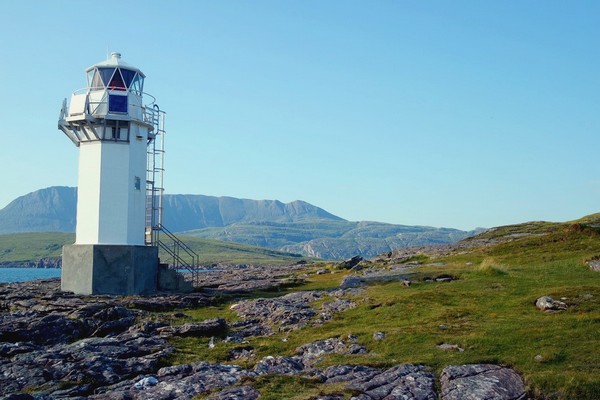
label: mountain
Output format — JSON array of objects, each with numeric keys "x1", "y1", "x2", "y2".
[
  {"x1": 0, "y1": 187, "x2": 480, "y2": 259},
  {"x1": 161, "y1": 194, "x2": 343, "y2": 232},
  {"x1": 0, "y1": 187, "x2": 76, "y2": 233}
]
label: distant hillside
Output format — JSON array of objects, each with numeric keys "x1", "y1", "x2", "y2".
[
  {"x1": 161, "y1": 194, "x2": 343, "y2": 232},
  {"x1": 0, "y1": 232, "x2": 303, "y2": 267},
  {"x1": 0, "y1": 187, "x2": 341, "y2": 234},
  {"x1": 184, "y1": 220, "x2": 477, "y2": 259},
  {"x1": 0, "y1": 187, "x2": 480, "y2": 259},
  {"x1": 0, "y1": 187, "x2": 76, "y2": 233}
]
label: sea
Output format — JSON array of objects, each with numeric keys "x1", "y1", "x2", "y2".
[{"x1": 0, "y1": 268, "x2": 61, "y2": 283}]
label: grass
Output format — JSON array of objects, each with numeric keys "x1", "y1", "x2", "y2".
[
  {"x1": 0, "y1": 232, "x2": 73, "y2": 262},
  {"x1": 0, "y1": 232, "x2": 306, "y2": 266},
  {"x1": 159, "y1": 218, "x2": 600, "y2": 399}
]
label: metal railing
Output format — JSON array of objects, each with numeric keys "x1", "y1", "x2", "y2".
[
  {"x1": 155, "y1": 224, "x2": 202, "y2": 287},
  {"x1": 66, "y1": 87, "x2": 158, "y2": 125}
]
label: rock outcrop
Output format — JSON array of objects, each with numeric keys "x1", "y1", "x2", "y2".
[
  {"x1": 535, "y1": 296, "x2": 568, "y2": 311},
  {"x1": 440, "y1": 364, "x2": 527, "y2": 400},
  {"x1": 0, "y1": 277, "x2": 528, "y2": 400}
]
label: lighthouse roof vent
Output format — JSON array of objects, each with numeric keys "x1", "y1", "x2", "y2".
[{"x1": 87, "y1": 52, "x2": 145, "y2": 77}]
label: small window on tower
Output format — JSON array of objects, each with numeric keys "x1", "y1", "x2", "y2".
[
  {"x1": 108, "y1": 94, "x2": 128, "y2": 113},
  {"x1": 134, "y1": 176, "x2": 141, "y2": 191}
]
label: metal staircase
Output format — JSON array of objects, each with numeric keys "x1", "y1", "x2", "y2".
[
  {"x1": 154, "y1": 224, "x2": 202, "y2": 287},
  {"x1": 144, "y1": 105, "x2": 202, "y2": 287}
]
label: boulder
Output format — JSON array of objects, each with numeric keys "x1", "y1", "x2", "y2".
[
  {"x1": 535, "y1": 296, "x2": 568, "y2": 311},
  {"x1": 588, "y1": 259, "x2": 600, "y2": 271},
  {"x1": 340, "y1": 275, "x2": 365, "y2": 289},
  {"x1": 345, "y1": 364, "x2": 437, "y2": 400},
  {"x1": 157, "y1": 318, "x2": 227, "y2": 337},
  {"x1": 437, "y1": 343, "x2": 464, "y2": 352},
  {"x1": 90, "y1": 362, "x2": 250, "y2": 399},
  {"x1": 207, "y1": 385, "x2": 260, "y2": 400},
  {"x1": 253, "y1": 355, "x2": 305, "y2": 375},
  {"x1": 440, "y1": 364, "x2": 526, "y2": 400},
  {"x1": 338, "y1": 256, "x2": 364, "y2": 269},
  {"x1": 296, "y1": 338, "x2": 349, "y2": 366}
]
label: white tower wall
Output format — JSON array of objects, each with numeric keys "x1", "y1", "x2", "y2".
[{"x1": 76, "y1": 126, "x2": 149, "y2": 245}]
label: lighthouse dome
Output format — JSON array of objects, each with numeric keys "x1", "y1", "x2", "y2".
[{"x1": 85, "y1": 52, "x2": 145, "y2": 94}]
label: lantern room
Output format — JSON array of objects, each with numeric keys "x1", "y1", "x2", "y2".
[{"x1": 59, "y1": 52, "x2": 155, "y2": 145}]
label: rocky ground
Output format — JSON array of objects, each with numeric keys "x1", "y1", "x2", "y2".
[{"x1": 0, "y1": 262, "x2": 529, "y2": 400}]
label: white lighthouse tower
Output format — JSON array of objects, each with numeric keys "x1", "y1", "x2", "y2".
[{"x1": 58, "y1": 52, "x2": 165, "y2": 295}]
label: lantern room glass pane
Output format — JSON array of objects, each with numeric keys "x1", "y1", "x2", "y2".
[
  {"x1": 130, "y1": 74, "x2": 142, "y2": 95},
  {"x1": 86, "y1": 70, "x2": 94, "y2": 87},
  {"x1": 98, "y1": 68, "x2": 115, "y2": 86},
  {"x1": 108, "y1": 69, "x2": 126, "y2": 91},
  {"x1": 120, "y1": 69, "x2": 136, "y2": 88},
  {"x1": 91, "y1": 69, "x2": 104, "y2": 90}
]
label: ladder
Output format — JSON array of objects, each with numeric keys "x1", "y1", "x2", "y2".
[
  {"x1": 144, "y1": 105, "x2": 202, "y2": 287},
  {"x1": 145, "y1": 104, "x2": 165, "y2": 245}
]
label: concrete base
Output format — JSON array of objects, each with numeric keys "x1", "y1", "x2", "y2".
[
  {"x1": 61, "y1": 244, "x2": 158, "y2": 295},
  {"x1": 158, "y1": 263, "x2": 194, "y2": 293}
]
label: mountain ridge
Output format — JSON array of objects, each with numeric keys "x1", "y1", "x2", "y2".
[{"x1": 0, "y1": 187, "x2": 480, "y2": 259}]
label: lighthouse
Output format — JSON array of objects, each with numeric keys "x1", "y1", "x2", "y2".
[{"x1": 58, "y1": 52, "x2": 165, "y2": 295}]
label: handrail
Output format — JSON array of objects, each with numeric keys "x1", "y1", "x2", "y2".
[
  {"x1": 154, "y1": 223, "x2": 201, "y2": 286},
  {"x1": 70, "y1": 87, "x2": 157, "y2": 106},
  {"x1": 158, "y1": 223, "x2": 199, "y2": 266}
]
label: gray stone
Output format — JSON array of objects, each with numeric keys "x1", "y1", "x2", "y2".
[
  {"x1": 535, "y1": 296, "x2": 568, "y2": 311},
  {"x1": 157, "y1": 318, "x2": 227, "y2": 338},
  {"x1": 440, "y1": 364, "x2": 526, "y2": 400},
  {"x1": 340, "y1": 275, "x2": 365, "y2": 289},
  {"x1": 338, "y1": 256, "x2": 364, "y2": 269},
  {"x1": 230, "y1": 291, "x2": 325, "y2": 334},
  {"x1": 253, "y1": 356, "x2": 305, "y2": 375},
  {"x1": 91, "y1": 362, "x2": 249, "y2": 400},
  {"x1": 206, "y1": 385, "x2": 260, "y2": 400},
  {"x1": 296, "y1": 338, "x2": 349, "y2": 366},
  {"x1": 322, "y1": 365, "x2": 380, "y2": 383},
  {"x1": 437, "y1": 343, "x2": 464, "y2": 352},
  {"x1": 588, "y1": 260, "x2": 600, "y2": 271},
  {"x1": 346, "y1": 364, "x2": 436, "y2": 400}
]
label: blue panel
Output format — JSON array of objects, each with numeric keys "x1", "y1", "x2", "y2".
[{"x1": 108, "y1": 94, "x2": 128, "y2": 113}]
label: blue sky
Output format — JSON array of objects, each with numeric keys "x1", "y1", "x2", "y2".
[{"x1": 0, "y1": 1, "x2": 598, "y2": 230}]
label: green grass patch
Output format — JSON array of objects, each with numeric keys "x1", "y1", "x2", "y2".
[
  {"x1": 160, "y1": 219, "x2": 600, "y2": 399},
  {"x1": 0, "y1": 232, "x2": 307, "y2": 266},
  {"x1": 0, "y1": 232, "x2": 73, "y2": 262}
]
